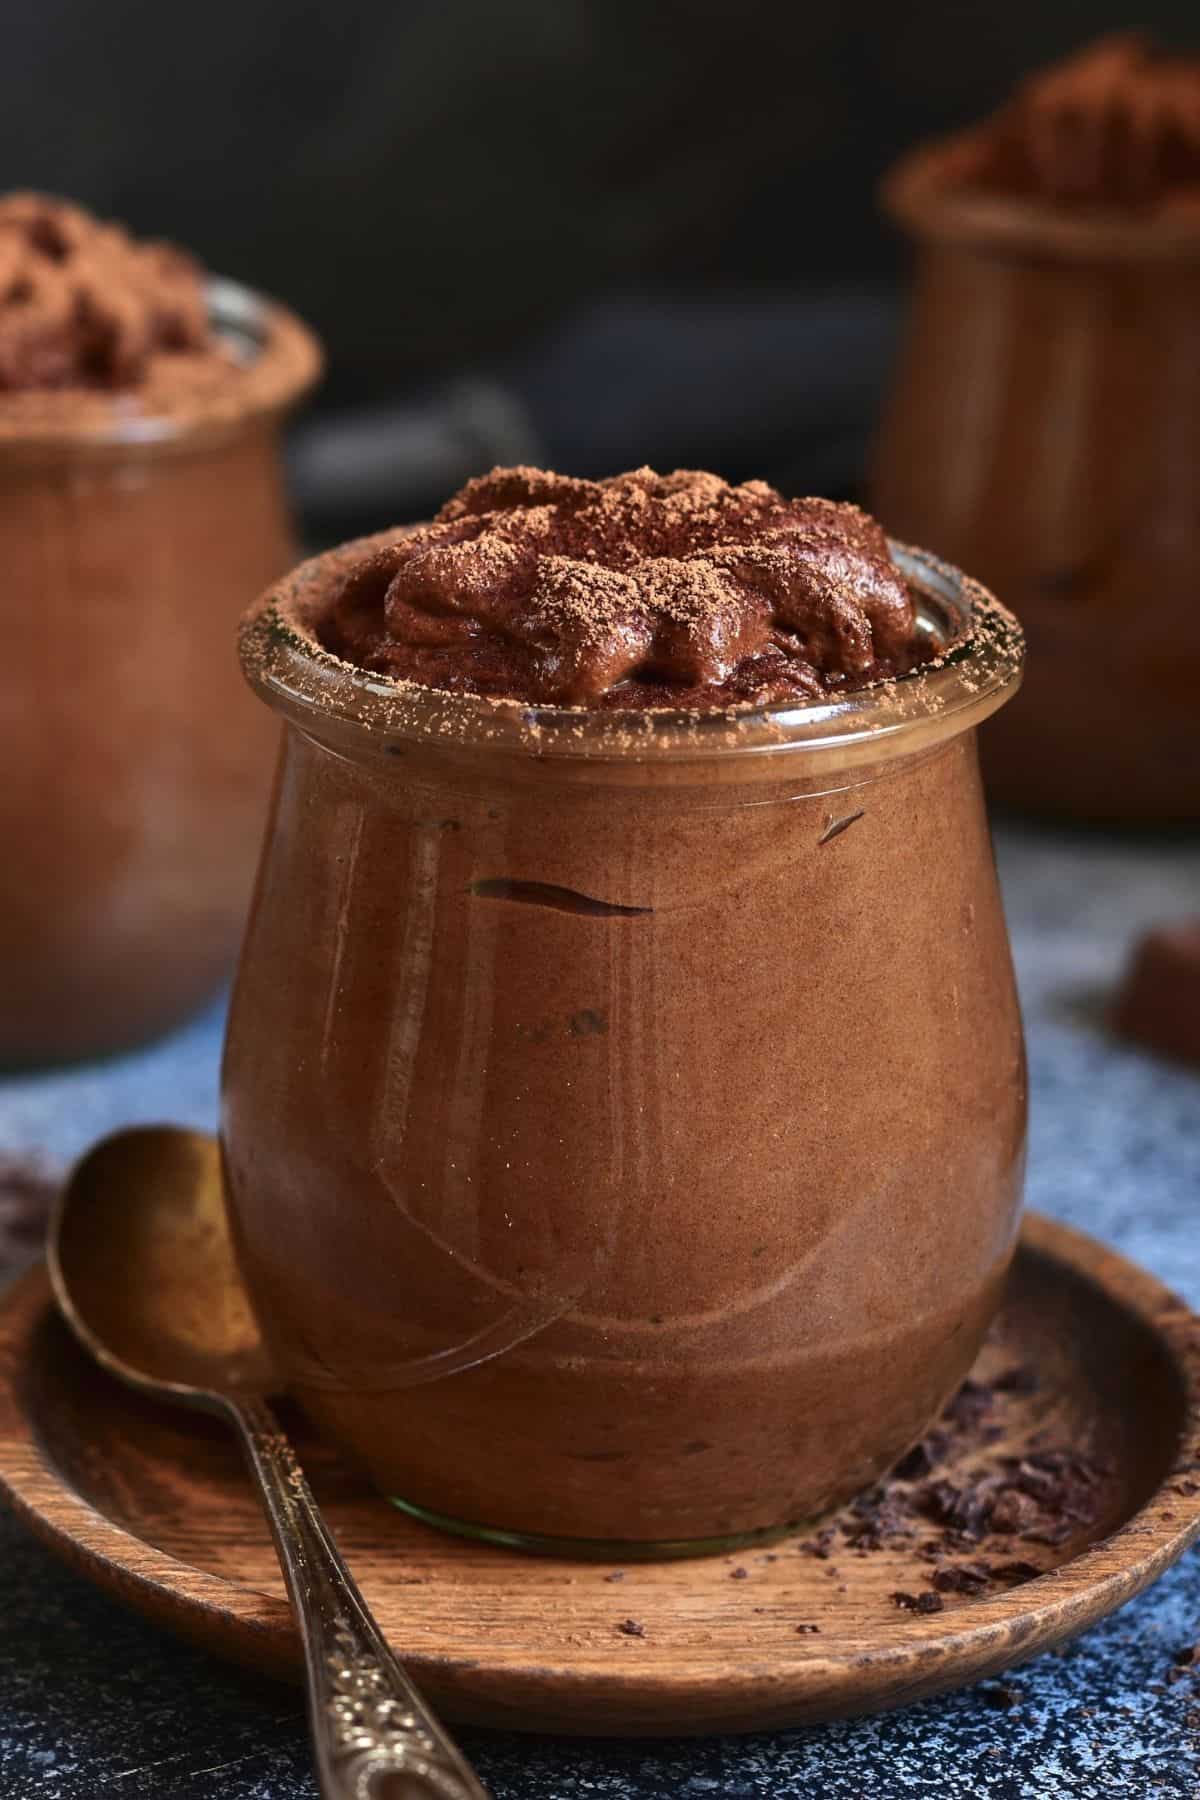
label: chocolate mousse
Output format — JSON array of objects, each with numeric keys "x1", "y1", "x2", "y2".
[
  {"x1": 320, "y1": 466, "x2": 930, "y2": 708},
  {"x1": 0, "y1": 192, "x2": 215, "y2": 389},
  {"x1": 0, "y1": 193, "x2": 320, "y2": 1064},
  {"x1": 873, "y1": 38, "x2": 1200, "y2": 824},
  {"x1": 929, "y1": 36, "x2": 1200, "y2": 215},
  {"x1": 223, "y1": 469, "x2": 1026, "y2": 1549}
]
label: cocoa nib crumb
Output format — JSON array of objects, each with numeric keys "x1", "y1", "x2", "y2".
[
  {"x1": 993, "y1": 1365, "x2": 1039, "y2": 1394},
  {"x1": 912, "y1": 1446, "x2": 1107, "y2": 1550},
  {"x1": 941, "y1": 1378, "x2": 996, "y2": 1432},
  {"x1": 893, "y1": 1590, "x2": 945, "y2": 1615},
  {"x1": 916, "y1": 1479, "x2": 993, "y2": 1539},
  {"x1": 795, "y1": 1623, "x2": 821, "y2": 1634},
  {"x1": 603, "y1": 1571, "x2": 625, "y2": 1583},
  {"x1": 842, "y1": 1485, "x2": 912, "y2": 1551},
  {"x1": 730, "y1": 1567, "x2": 749, "y2": 1580},
  {"x1": 932, "y1": 1561, "x2": 993, "y2": 1595},
  {"x1": 979, "y1": 1683, "x2": 1024, "y2": 1711},
  {"x1": 991, "y1": 1560, "x2": 1042, "y2": 1584},
  {"x1": 989, "y1": 1487, "x2": 1040, "y2": 1534},
  {"x1": 892, "y1": 1429, "x2": 951, "y2": 1481},
  {"x1": 616, "y1": 1618, "x2": 646, "y2": 1638}
]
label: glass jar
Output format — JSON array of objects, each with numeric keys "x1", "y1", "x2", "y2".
[
  {"x1": 222, "y1": 541, "x2": 1026, "y2": 1554},
  {"x1": 0, "y1": 280, "x2": 320, "y2": 1065},
  {"x1": 873, "y1": 147, "x2": 1200, "y2": 824}
]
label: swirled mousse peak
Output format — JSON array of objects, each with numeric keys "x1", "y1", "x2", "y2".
[
  {"x1": 949, "y1": 36, "x2": 1200, "y2": 212},
  {"x1": 320, "y1": 466, "x2": 927, "y2": 709},
  {"x1": 0, "y1": 192, "x2": 214, "y2": 391}
]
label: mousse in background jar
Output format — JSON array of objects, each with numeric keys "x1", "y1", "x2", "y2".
[
  {"x1": 0, "y1": 194, "x2": 321, "y2": 1064},
  {"x1": 222, "y1": 468, "x2": 1027, "y2": 1553},
  {"x1": 873, "y1": 37, "x2": 1200, "y2": 825}
]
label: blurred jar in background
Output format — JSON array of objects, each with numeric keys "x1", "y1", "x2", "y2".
[
  {"x1": 873, "y1": 36, "x2": 1200, "y2": 825},
  {"x1": 0, "y1": 195, "x2": 320, "y2": 1065}
]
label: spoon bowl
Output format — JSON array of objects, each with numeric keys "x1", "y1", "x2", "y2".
[{"x1": 49, "y1": 1126, "x2": 274, "y2": 1400}]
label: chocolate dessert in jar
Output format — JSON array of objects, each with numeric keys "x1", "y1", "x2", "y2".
[
  {"x1": 873, "y1": 37, "x2": 1200, "y2": 824},
  {"x1": 222, "y1": 466, "x2": 1027, "y2": 1552},
  {"x1": 0, "y1": 194, "x2": 320, "y2": 1064}
]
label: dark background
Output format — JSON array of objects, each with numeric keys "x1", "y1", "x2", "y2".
[{"x1": 4, "y1": 1, "x2": 1197, "y2": 521}]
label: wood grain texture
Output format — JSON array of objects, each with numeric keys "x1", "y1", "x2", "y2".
[{"x1": 1, "y1": 1212, "x2": 1198, "y2": 1737}]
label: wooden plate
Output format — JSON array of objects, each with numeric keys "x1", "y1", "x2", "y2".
[{"x1": 1, "y1": 1213, "x2": 1199, "y2": 1737}]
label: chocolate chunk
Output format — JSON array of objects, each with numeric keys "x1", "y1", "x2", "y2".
[{"x1": 1113, "y1": 919, "x2": 1200, "y2": 1066}]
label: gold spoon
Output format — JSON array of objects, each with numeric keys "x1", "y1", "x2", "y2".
[{"x1": 48, "y1": 1125, "x2": 491, "y2": 1800}]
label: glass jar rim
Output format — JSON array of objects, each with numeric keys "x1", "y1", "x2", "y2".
[
  {"x1": 239, "y1": 534, "x2": 1023, "y2": 773},
  {"x1": 0, "y1": 276, "x2": 321, "y2": 457},
  {"x1": 884, "y1": 138, "x2": 1200, "y2": 265}
]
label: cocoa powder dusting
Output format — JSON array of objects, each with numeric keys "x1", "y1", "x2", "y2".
[{"x1": 320, "y1": 465, "x2": 929, "y2": 709}]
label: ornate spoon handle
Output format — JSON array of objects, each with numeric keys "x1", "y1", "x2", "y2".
[{"x1": 232, "y1": 1395, "x2": 491, "y2": 1800}]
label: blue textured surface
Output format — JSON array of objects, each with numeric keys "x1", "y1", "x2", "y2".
[{"x1": 1, "y1": 822, "x2": 1199, "y2": 1799}]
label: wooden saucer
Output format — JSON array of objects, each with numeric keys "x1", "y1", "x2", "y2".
[{"x1": 1, "y1": 1212, "x2": 1198, "y2": 1737}]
